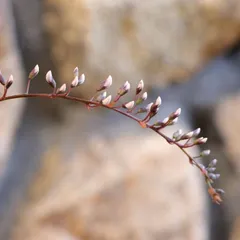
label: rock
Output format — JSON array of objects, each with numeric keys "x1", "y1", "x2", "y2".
[
  {"x1": 0, "y1": 0, "x2": 25, "y2": 173},
  {"x1": 190, "y1": 89, "x2": 240, "y2": 239},
  {"x1": 215, "y1": 93, "x2": 240, "y2": 173},
  {"x1": 214, "y1": 93, "x2": 240, "y2": 219},
  {"x1": 42, "y1": 0, "x2": 240, "y2": 96},
  {"x1": 12, "y1": 108, "x2": 208, "y2": 240},
  {"x1": 230, "y1": 217, "x2": 240, "y2": 240}
]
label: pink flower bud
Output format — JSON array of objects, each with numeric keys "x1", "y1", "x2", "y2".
[
  {"x1": 136, "y1": 79, "x2": 144, "y2": 95},
  {"x1": 6, "y1": 75, "x2": 13, "y2": 89},
  {"x1": 97, "y1": 75, "x2": 112, "y2": 91},
  {"x1": 73, "y1": 67, "x2": 79, "y2": 77},
  {"x1": 123, "y1": 101, "x2": 135, "y2": 110},
  {"x1": 46, "y1": 70, "x2": 56, "y2": 88},
  {"x1": 56, "y1": 83, "x2": 67, "y2": 94},
  {"x1": 96, "y1": 91, "x2": 107, "y2": 102},
  {"x1": 0, "y1": 70, "x2": 5, "y2": 86},
  {"x1": 102, "y1": 95, "x2": 112, "y2": 105},
  {"x1": 28, "y1": 64, "x2": 39, "y2": 79}
]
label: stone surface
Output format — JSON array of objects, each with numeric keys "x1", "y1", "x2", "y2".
[
  {"x1": 215, "y1": 94, "x2": 240, "y2": 174},
  {"x1": 214, "y1": 93, "x2": 240, "y2": 219},
  {"x1": 42, "y1": 0, "x2": 240, "y2": 96},
  {"x1": 0, "y1": 0, "x2": 25, "y2": 173},
  {"x1": 230, "y1": 217, "x2": 240, "y2": 240},
  {"x1": 12, "y1": 109, "x2": 208, "y2": 240}
]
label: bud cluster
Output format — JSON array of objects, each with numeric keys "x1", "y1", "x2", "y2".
[{"x1": 0, "y1": 65, "x2": 224, "y2": 204}]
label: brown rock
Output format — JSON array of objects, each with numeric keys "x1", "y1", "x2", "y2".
[
  {"x1": 42, "y1": 0, "x2": 240, "y2": 96},
  {"x1": 0, "y1": 0, "x2": 25, "y2": 172},
  {"x1": 12, "y1": 112, "x2": 208, "y2": 240},
  {"x1": 215, "y1": 94, "x2": 240, "y2": 173},
  {"x1": 230, "y1": 217, "x2": 240, "y2": 240}
]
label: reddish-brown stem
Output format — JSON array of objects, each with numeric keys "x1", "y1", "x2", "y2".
[
  {"x1": 26, "y1": 78, "x2": 31, "y2": 94},
  {"x1": 0, "y1": 87, "x2": 8, "y2": 100},
  {"x1": 0, "y1": 91, "x2": 219, "y2": 203}
]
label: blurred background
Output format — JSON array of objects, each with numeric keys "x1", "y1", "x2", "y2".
[{"x1": 0, "y1": 0, "x2": 240, "y2": 239}]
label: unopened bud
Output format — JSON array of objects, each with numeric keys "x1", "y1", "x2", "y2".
[
  {"x1": 123, "y1": 101, "x2": 135, "y2": 110},
  {"x1": 73, "y1": 67, "x2": 79, "y2": 77},
  {"x1": 162, "y1": 117, "x2": 169, "y2": 125},
  {"x1": 123, "y1": 81, "x2": 130, "y2": 91},
  {"x1": 169, "y1": 117, "x2": 178, "y2": 125},
  {"x1": 46, "y1": 70, "x2": 56, "y2": 88},
  {"x1": 146, "y1": 102, "x2": 153, "y2": 112},
  {"x1": 71, "y1": 76, "x2": 79, "y2": 88},
  {"x1": 96, "y1": 91, "x2": 107, "y2": 102},
  {"x1": 79, "y1": 74, "x2": 85, "y2": 84},
  {"x1": 141, "y1": 92, "x2": 147, "y2": 101},
  {"x1": 136, "y1": 79, "x2": 144, "y2": 95},
  {"x1": 97, "y1": 75, "x2": 112, "y2": 91},
  {"x1": 216, "y1": 189, "x2": 225, "y2": 194},
  {"x1": 209, "y1": 159, "x2": 218, "y2": 167},
  {"x1": 192, "y1": 128, "x2": 201, "y2": 137},
  {"x1": 150, "y1": 96, "x2": 161, "y2": 114},
  {"x1": 195, "y1": 137, "x2": 208, "y2": 145},
  {"x1": 0, "y1": 70, "x2": 5, "y2": 86},
  {"x1": 28, "y1": 64, "x2": 39, "y2": 79},
  {"x1": 207, "y1": 167, "x2": 216, "y2": 172},
  {"x1": 56, "y1": 83, "x2": 67, "y2": 94},
  {"x1": 181, "y1": 131, "x2": 194, "y2": 140},
  {"x1": 209, "y1": 173, "x2": 220, "y2": 180},
  {"x1": 102, "y1": 95, "x2": 112, "y2": 105},
  {"x1": 169, "y1": 108, "x2": 181, "y2": 119},
  {"x1": 173, "y1": 129, "x2": 183, "y2": 140},
  {"x1": 200, "y1": 149, "x2": 211, "y2": 157},
  {"x1": 154, "y1": 96, "x2": 162, "y2": 107},
  {"x1": 136, "y1": 92, "x2": 148, "y2": 105},
  {"x1": 118, "y1": 81, "x2": 130, "y2": 96},
  {"x1": 6, "y1": 75, "x2": 13, "y2": 89}
]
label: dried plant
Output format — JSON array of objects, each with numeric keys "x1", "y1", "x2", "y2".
[{"x1": 0, "y1": 65, "x2": 224, "y2": 204}]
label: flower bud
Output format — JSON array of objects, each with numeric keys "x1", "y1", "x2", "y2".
[
  {"x1": 169, "y1": 108, "x2": 181, "y2": 120},
  {"x1": 56, "y1": 83, "x2": 67, "y2": 94},
  {"x1": 200, "y1": 149, "x2": 211, "y2": 157},
  {"x1": 173, "y1": 129, "x2": 183, "y2": 140},
  {"x1": 79, "y1": 74, "x2": 85, "y2": 84},
  {"x1": 169, "y1": 117, "x2": 178, "y2": 125},
  {"x1": 154, "y1": 96, "x2": 162, "y2": 107},
  {"x1": 96, "y1": 91, "x2": 107, "y2": 102},
  {"x1": 28, "y1": 64, "x2": 39, "y2": 79},
  {"x1": 209, "y1": 173, "x2": 220, "y2": 180},
  {"x1": 180, "y1": 131, "x2": 194, "y2": 140},
  {"x1": 216, "y1": 189, "x2": 225, "y2": 195},
  {"x1": 97, "y1": 75, "x2": 112, "y2": 91},
  {"x1": 102, "y1": 95, "x2": 112, "y2": 105},
  {"x1": 46, "y1": 70, "x2": 56, "y2": 88},
  {"x1": 73, "y1": 67, "x2": 79, "y2": 77},
  {"x1": 0, "y1": 70, "x2": 5, "y2": 86},
  {"x1": 207, "y1": 167, "x2": 216, "y2": 172},
  {"x1": 136, "y1": 92, "x2": 147, "y2": 105},
  {"x1": 118, "y1": 81, "x2": 130, "y2": 96},
  {"x1": 6, "y1": 75, "x2": 13, "y2": 89},
  {"x1": 162, "y1": 117, "x2": 169, "y2": 125},
  {"x1": 209, "y1": 159, "x2": 218, "y2": 167},
  {"x1": 123, "y1": 101, "x2": 135, "y2": 110},
  {"x1": 71, "y1": 76, "x2": 79, "y2": 88},
  {"x1": 195, "y1": 137, "x2": 208, "y2": 145},
  {"x1": 146, "y1": 102, "x2": 153, "y2": 112},
  {"x1": 192, "y1": 128, "x2": 201, "y2": 137},
  {"x1": 150, "y1": 96, "x2": 161, "y2": 114},
  {"x1": 136, "y1": 79, "x2": 144, "y2": 95}
]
